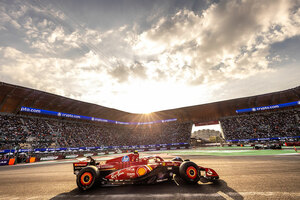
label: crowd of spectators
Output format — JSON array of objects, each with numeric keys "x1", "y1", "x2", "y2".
[
  {"x1": 0, "y1": 113, "x2": 192, "y2": 150},
  {"x1": 0, "y1": 115, "x2": 27, "y2": 149},
  {"x1": 220, "y1": 109, "x2": 300, "y2": 140}
]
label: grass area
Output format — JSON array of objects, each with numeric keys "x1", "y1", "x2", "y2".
[
  {"x1": 149, "y1": 149, "x2": 299, "y2": 156},
  {"x1": 282, "y1": 146, "x2": 300, "y2": 149},
  {"x1": 192, "y1": 146, "x2": 300, "y2": 149},
  {"x1": 194, "y1": 146, "x2": 247, "y2": 149}
]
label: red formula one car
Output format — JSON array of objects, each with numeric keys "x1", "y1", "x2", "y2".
[{"x1": 73, "y1": 152, "x2": 219, "y2": 191}]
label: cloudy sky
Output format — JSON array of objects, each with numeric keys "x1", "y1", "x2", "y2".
[{"x1": 0, "y1": 0, "x2": 300, "y2": 114}]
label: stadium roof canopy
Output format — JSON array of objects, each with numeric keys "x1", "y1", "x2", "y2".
[{"x1": 0, "y1": 82, "x2": 299, "y2": 123}]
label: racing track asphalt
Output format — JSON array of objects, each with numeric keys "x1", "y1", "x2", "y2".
[{"x1": 0, "y1": 154, "x2": 299, "y2": 200}]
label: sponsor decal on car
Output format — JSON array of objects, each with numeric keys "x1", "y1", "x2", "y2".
[
  {"x1": 137, "y1": 167, "x2": 147, "y2": 176},
  {"x1": 74, "y1": 163, "x2": 87, "y2": 167},
  {"x1": 126, "y1": 173, "x2": 136, "y2": 177},
  {"x1": 122, "y1": 155, "x2": 130, "y2": 162},
  {"x1": 163, "y1": 162, "x2": 173, "y2": 166},
  {"x1": 125, "y1": 167, "x2": 136, "y2": 172},
  {"x1": 101, "y1": 165, "x2": 115, "y2": 169},
  {"x1": 111, "y1": 171, "x2": 124, "y2": 179}
]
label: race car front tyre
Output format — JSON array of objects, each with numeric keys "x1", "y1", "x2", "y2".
[
  {"x1": 178, "y1": 161, "x2": 200, "y2": 184},
  {"x1": 76, "y1": 167, "x2": 99, "y2": 191}
]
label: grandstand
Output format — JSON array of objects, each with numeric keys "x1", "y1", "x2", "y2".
[
  {"x1": 221, "y1": 109, "x2": 300, "y2": 141},
  {"x1": 0, "y1": 82, "x2": 300, "y2": 153}
]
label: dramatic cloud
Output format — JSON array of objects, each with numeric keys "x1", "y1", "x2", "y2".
[
  {"x1": 131, "y1": 0, "x2": 300, "y2": 85},
  {"x1": 0, "y1": 0, "x2": 299, "y2": 113}
]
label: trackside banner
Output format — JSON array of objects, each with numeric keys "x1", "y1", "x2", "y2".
[
  {"x1": 0, "y1": 143, "x2": 189, "y2": 154},
  {"x1": 0, "y1": 159, "x2": 9, "y2": 166},
  {"x1": 20, "y1": 106, "x2": 177, "y2": 125},
  {"x1": 226, "y1": 135, "x2": 300, "y2": 143},
  {"x1": 236, "y1": 101, "x2": 300, "y2": 114}
]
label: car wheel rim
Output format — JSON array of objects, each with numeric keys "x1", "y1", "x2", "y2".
[
  {"x1": 186, "y1": 166, "x2": 197, "y2": 179},
  {"x1": 80, "y1": 172, "x2": 93, "y2": 186}
]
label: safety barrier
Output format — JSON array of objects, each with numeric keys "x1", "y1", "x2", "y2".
[{"x1": 0, "y1": 144, "x2": 190, "y2": 166}]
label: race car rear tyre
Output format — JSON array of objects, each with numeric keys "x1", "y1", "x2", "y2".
[
  {"x1": 77, "y1": 167, "x2": 99, "y2": 191},
  {"x1": 179, "y1": 161, "x2": 200, "y2": 184}
]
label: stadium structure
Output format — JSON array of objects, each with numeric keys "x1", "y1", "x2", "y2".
[
  {"x1": 1, "y1": 82, "x2": 299, "y2": 123},
  {"x1": 0, "y1": 81, "x2": 299, "y2": 157}
]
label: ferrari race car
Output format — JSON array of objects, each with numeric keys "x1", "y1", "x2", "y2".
[{"x1": 73, "y1": 152, "x2": 219, "y2": 191}]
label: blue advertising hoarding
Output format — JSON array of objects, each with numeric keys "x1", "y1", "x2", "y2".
[
  {"x1": 0, "y1": 159, "x2": 9, "y2": 166},
  {"x1": 236, "y1": 101, "x2": 300, "y2": 114},
  {"x1": 20, "y1": 106, "x2": 177, "y2": 125}
]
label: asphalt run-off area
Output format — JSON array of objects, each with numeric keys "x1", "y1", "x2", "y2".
[{"x1": 0, "y1": 148, "x2": 300, "y2": 200}]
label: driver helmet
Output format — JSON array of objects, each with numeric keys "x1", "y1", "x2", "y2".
[{"x1": 171, "y1": 157, "x2": 183, "y2": 162}]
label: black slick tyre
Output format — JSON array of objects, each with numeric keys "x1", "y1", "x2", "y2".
[
  {"x1": 178, "y1": 161, "x2": 200, "y2": 184},
  {"x1": 76, "y1": 167, "x2": 98, "y2": 191}
]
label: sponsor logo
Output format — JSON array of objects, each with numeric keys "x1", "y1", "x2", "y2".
[
  {"x1": 137, "y1": 167, "x2": 147, "y2": 176},
  {"x1": 101, "y1": 165, "x2": 115, "y2": 169},
  {"x1": 94, "y1": 118, "x2": 108, "y2": 122},
  {"x1": 115, "y1": 121, "x2": 129, "y2": 125},
  {"x1": 111, "y1": 171, "x2": 124, "y2": 179},
  {"x1": 61, "y1": 113, "x2": 80, "y2": 119},
  {"x1": 57, "y1": 112, "x2": 61, "y2": 117},
  {"x1": 40, "y1": 156, "x2": 58, "y2": 161},
  {"x1": 74, "y1": 163, "x2": 87, "y2": 167},
  {"x1": 20, "y1": 107, "x2": 41, "y2": 114},
  {"x1": 257, "y1": 105, "x2": 279, "y2": 111},
  {"x1": 126, "y1": 173, "x2": 136, "y2": 176},
  {"x1": 298, "y1": 101, "x2": 300, "y2": 105},
  {"x1": 252, "y1": 108, "x2": 256, "y2": 112},
  {"x1": 92, "y1": 117, "x2": 94, "y2": 121},
  {"x1": 126, "y1": 167, "x2": 135, "y2": 172},
  {"x1": 122, "y1": 155, "x2": 129, "y2": 162},
  {"x1": 0, "y1": 160, "x2": 9, "y2": 165},
  {"x1": 65, "y1": 155, "x2": 78, "y2": 159}
]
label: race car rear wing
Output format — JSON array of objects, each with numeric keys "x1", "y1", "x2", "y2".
[{"x1": 73, "y1": 162, "x2": 88, "y2": 175}]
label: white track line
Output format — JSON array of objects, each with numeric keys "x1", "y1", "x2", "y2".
[{"x1": 217, "y1": 191, "x2": 234, "y2": 200}]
